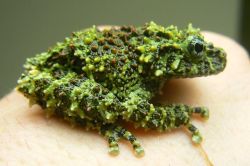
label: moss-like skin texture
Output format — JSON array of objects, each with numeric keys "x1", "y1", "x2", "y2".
[{"x1": 17, "y1": 22, "x2": 226, "y2": 156}]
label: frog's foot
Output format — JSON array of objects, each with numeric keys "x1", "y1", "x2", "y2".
[
  {"x1": 100, "y1": 124, "x2": 144, "y2": 157},
  {"x1": 186, "y1": 123, "x2": 203, "y2": 144},
  {"x1": 193, "y1": 107, "x2": 209, "y2": 120}
]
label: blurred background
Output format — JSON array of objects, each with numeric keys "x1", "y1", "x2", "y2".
[{"x1": 0, "y1": 0, "x2": 248, "y2": 97}]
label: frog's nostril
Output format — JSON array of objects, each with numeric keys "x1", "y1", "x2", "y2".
[{"x1": 220, "y1": 51, "x2": 227, "y2": 69}]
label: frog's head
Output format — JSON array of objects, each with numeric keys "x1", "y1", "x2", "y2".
[{"x1": 153, "y1": 24, "x2": 227, "y2": 78}]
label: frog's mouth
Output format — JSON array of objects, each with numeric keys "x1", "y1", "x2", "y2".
[{"x1": 166, "y1": 47, "x2": 227, "y2": 78}]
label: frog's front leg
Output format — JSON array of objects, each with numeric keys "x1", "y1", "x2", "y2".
[
  {"x1": 100, "y1": 123, "x2": 144, "y2": 156},
  {"x1": 122, "y1": 86, "x2": 209, "y2": 144}
]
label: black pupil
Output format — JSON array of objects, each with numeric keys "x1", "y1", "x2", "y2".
[{"x1": 194, "y1": 42, "x2": 203, "y2": 53}]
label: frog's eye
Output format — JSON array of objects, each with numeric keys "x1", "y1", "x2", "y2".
[
  {"x1": 187, "y1": 37, "x2": 205, "y2": 57},
  {"x1": 194, "y1": 42, "x2": 203, "y2": 53}
]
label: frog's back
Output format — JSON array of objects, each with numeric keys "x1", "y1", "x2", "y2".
[
  {"x1": 35, "y1": 26, "x2": 145, "y2": 92},
  {"x1": 21, "y1": 24, "x2": 155, "y2": 98}
]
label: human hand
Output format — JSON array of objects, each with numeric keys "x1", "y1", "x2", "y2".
[{"x1": 0, "y1": 27, "x2": 249, "y2": 166}]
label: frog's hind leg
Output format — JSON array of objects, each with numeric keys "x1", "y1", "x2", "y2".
[{"x1": 100, "y1": 124, "x2": 144, "y2": 157}]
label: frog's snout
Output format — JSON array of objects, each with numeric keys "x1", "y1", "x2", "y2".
[{"x1": 209, "y1": 48, "x2": 227, "y2": 74}]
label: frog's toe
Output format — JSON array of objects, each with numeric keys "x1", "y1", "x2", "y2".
[
  {"x1": 134, "y1": 145, "x2": 145, "y2": 157},
  {"x1": 108, "y1": 143, "x2": 120, "y2": 156},
  {"x1": 187, "y1": 123, "x2": 203, "y2": 144},
  {"x1": 122, "y1": 130, "x2": 144, "y2": 156},
  {"x1": 192, "y1": 133, "x2": 203, "y2": 144},
  {"x1": 100, "y1": 124, "x2": 144, "y2": 156},
  {"x1": 193, "y1": 107, "x2": 209, "y2": 120}
]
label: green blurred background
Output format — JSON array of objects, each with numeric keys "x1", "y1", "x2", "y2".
[{"x1": 0, "y1": 0, "x2": 248, "y2": 97}]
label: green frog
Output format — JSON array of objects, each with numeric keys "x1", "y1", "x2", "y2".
[{"x1": 16, "y1": 21, "x2": 226, "y2": 156}]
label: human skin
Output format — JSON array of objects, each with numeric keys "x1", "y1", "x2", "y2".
[{"x1": 0, "y1": 29, "x2": 250, "y2": 166}]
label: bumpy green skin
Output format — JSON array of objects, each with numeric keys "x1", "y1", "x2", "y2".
[{"x1": 16, "y1": 22, "x2": 226, "y2": 156}]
